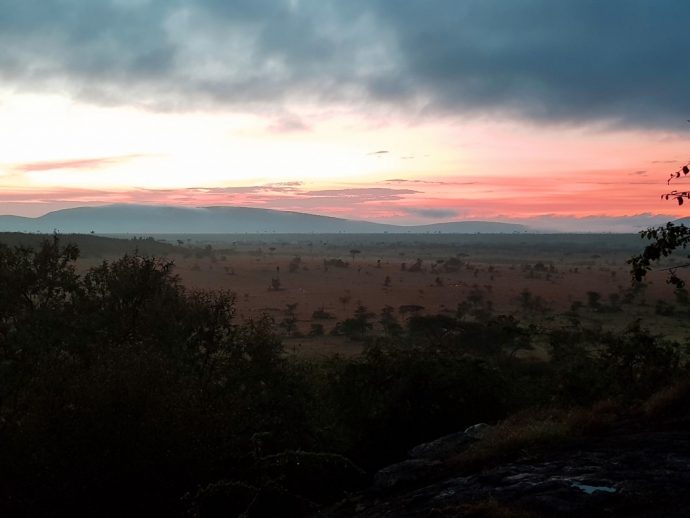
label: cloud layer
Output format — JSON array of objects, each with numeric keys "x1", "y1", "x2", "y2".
[{"x1": 2, "y1": 1, "x2": 689, "y2": 128}]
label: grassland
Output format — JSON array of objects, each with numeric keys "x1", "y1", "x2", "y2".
[{"x1": 6, "y1": 231, "x2": 685, "y2": 356}]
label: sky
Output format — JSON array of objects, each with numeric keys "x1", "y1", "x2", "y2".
[{"x1": 1, "y1": 0, "x2": 690, "y2": 229}]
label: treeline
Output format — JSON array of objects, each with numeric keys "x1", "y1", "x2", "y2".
[
  {"x1": 0, "y1": 237, "x2": 687, "y2": 517},
  {"x1": 0, "y1": 232, "x2": 179, "y2": 258}
]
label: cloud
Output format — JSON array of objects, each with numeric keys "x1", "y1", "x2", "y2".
[
  {"x1": 368, "y1": 0, "x2": 690, "y2": 128},
  {"x1": 403, "y1": 207, "x2": 457, "y2": 219},
  {"x1": 267, "y1": 113, "x2": 310, "y2": 133},
  {"x1": 384, "y1": 178, "x2": 472, "y2": 186},
  {"x1": 9, "y1": 154, "x2": 147, "y2": 173},
  {"x1": 300, "y1": 188, "x2": 419, "y2": 200},
  {"x1": 1, "y1": 1, "x2": 688, "y2": 129},
  {"x1": 0, "y1": 0, "x2": 389, "y2": 111},
  {"x1": 185, "y1": 182, "x2": 304, "y2": 195}
]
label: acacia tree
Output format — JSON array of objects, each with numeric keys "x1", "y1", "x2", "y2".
[{"x1": 629, "y1": 157, "x2": 690, "y2": 287}]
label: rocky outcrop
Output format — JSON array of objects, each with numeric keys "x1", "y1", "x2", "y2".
[
  {"x1": 322, "y1": 423, "x2": 690, "y2": 517},
  {"x1": 407, "y1": 432, "x2": 475, "y2": 461},
  {"x1": 373, "y1": 459, "x2": 444, "y2": 492},
  {"x1": 374, "y1": 424, "x2": 493, "y2": 492}
]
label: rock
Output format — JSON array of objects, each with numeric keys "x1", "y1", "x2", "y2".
[
  {"x1": 464, "y1": 422, "x2": 492, "y2": 439},
  {"x1": 321, "y1": 426, "x2": 690, "y2": 517},
  {"x1": 407, "y1": 432, "x2": 475, "y2": 460},
  {"x1": 374, "y1": 459, "x2": 443, "y2": 491}
]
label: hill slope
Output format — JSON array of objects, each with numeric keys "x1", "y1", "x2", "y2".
[{"x1": 0, "y1": 205, "x2": 526, "y2": 234}]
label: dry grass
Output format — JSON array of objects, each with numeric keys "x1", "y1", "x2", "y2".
[
  {"x1": 642, "y1": 380, "x2": 690, "y2": 419},
  {"x1": 448, "y1": 402, "x2": 623, "y2": 473},
  {"x1": 448, "y1": 410, "x2": 572, "y2": 472},
  {"x1": 565, "y1": 398, "x2": 622, "y2": 434},
  {"x1": 70, "y1": 235, "x2": 688, "y2": 357},
  {"x1": 430, "y1": 498, "x2": 540, "y2": 518}
]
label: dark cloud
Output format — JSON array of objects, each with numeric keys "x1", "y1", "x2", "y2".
[
  {"x1": 373, "y1": 0, "x2": 690, "y2": 128},
  {"x1": 403, "y1": 207, "x2": 457, "y2": 219},
  {"x1": 1, "y1": 1, "x2": 688, "y2": 128}
]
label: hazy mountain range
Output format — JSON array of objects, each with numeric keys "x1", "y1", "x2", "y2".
[
  {"x1": 0, "y1": 204, "x2": 680, "y2": 234},
  {"x1": 0, "y1": 205, "x2": 528, "y2": 234}
]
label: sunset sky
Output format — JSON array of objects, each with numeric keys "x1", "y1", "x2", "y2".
[{"x1": 1, "y1": 1, "x2": 690, "y2": 229}]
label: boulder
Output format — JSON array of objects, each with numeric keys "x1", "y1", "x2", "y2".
[
  {"x1": 464, "y1": 422, "x2": 492, "y2": 439},
  {"x1": 374, "y1": 459, "x2": 443, "y2": 491},
  {"x1": 407, "y1": 431, "x2": 475, "y2": 460}
]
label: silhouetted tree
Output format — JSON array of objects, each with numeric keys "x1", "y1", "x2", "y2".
[{"x1": 630, "y1": 156, "x2": 690, "y2": 287}]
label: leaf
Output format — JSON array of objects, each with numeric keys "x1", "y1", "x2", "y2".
[
  {"x1": 684, "y1": 165, "x2": 690, "y2": 175},
  {"x1": 678, "y1": 197, "x2": 684, "y2": 206}
]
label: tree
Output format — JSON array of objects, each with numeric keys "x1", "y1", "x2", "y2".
[
  {"x1": 280, "y1": 303, "x2": 299, "y2": 336},
  {"x1": 288, "y1": 256, "x2": 302, "y2": 273},
  {"x1": 331, "y1": 304, "x2": 374, "y2": 340},
  {"x1": 629, "y1": 156, "x2": 690, "y2": 287},
  {"x1": 269, "y1": 277, "x2": 282, "y2": 291},
  {"x1": 629, "y1": 222, "x2": 690, "y2": 287}
]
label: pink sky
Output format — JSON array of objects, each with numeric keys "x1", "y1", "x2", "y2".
[{"x1": 0, "y1": 94, "x2": 687, "y2": 226}]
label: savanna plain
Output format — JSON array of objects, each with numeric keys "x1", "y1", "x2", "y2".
[{"x1": 87, "y1": 232, "x2": 690, "y2": 352}]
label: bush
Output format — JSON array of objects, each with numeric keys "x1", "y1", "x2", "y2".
[{"x1": 311, "y1": 307, "x2": 335, "y2": 320}]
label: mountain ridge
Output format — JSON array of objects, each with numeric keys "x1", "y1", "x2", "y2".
[{"x1": 0, "y1": 204, "x2": 527, "y2": 234}]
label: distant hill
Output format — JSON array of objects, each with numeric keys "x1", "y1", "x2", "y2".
[
  {"x1": 0, "y1": 204, "x2": 527, "y2": 234},
  {"x1": 412, "y1": 221, "x2": 526, "y2": 233}
]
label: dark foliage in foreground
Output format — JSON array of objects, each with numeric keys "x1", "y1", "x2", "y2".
[
  {"x1": 629, "y1": 222, "x2": 690, "y2": 288},
  {"x1": 0, "y1": 237, "x2": 687, "y2": 517}
]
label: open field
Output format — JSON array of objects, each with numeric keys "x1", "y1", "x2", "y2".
[{"x1": 55, "y1": 232, "x2": 690, "y2": 356}]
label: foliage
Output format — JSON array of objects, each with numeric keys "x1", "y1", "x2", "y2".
[
  {"x1": 549, "y1": 320, "x2": 685, "y2": 404},
  {"x1": 662, "y1": 158, "x2": 690, "y2": 204},
  {"x1": 324, "y1": 258, "x2": 348, "y2": 269},
  {"x1": 288, "y1": 256, "x2": 302, "y2": 273},
  {"x1": 630, "y1": 156, "x2": 690, "y2": 286},
  {"x1": 2, "y1": 236, "x2": 688, "y2": 516},
  {"x1": 311, "y1": 306, "x2": 335, "y2": 320},
  {"x1": 629, "y1": 222, "x2": 690, "y2": 287},
  {"x1": 330, "y1": 304, "x2": 374, "y2": 340}
]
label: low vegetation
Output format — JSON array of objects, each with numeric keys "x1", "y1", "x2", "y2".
[{"x1": 1, "y1": 236, "x2": 688, "y2": 517}]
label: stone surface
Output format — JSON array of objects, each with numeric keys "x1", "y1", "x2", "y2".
[
  {"x1": 373, "y1": 459, "x2": 444, "y2": 492},
  {"x1": 463, "y1": 422, "x2": 492, "y2": 439},
  {"x1": 407, "y1": 431, "x2": 475, "y2": 461},
  {"x1": 322, "y1": 424, "x2": 690, "y2": 517}
]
